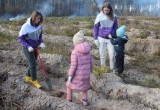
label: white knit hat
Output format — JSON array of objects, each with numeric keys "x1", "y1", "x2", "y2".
[{"x1": 73, "y1": 30, "x2": 86, "y2": 45}]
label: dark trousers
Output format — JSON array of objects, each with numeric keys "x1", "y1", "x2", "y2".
[
  {"x1": 115, "y1": 52, "x2": 124, "y2": 74},
  {"x1": 22, "y1": 47, "x2": 37, "y2": 81}
]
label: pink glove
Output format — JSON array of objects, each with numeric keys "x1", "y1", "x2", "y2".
[{"x1": 66, "y1": 81, "x2": 71, "y2": 87}]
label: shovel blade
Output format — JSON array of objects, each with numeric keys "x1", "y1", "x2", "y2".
[{"x1": 46, "y1": 78, "x2": 52, "y2": 91}]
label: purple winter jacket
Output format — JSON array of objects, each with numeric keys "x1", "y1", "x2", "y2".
[
  {"x1": 68, "y1": 42, "x2": 93, "y2": 91},
  {"x1": 94, "y1": 12, "x2": 118, "y2": 40},
  {"x1": 18, "y1": 18, "x2": 43, "y2": 48}
]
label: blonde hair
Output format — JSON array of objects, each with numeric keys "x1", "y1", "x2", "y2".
[
  {"x1": 31, "y1": 11, "x2": 43, "y2": 24},
  {"x1": 102, "y1": 2, "x2": 113, "y2": 20}
]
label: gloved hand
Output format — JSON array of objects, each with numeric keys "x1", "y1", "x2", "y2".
[
  {"x1": 66, "y1": 81, "x2": 71, "y2": 87},
  {"x1": 94, "y1": 40, "x2": 100, "y2": 48},
  {"x1": 39, "y1": 43, "x2": 46, "y2": 49},
  {"x1": 28, "y1": 46, "x2": 34, "y2": 52},
  {"x1": 108, "y1": 34, "x2": 112, "y2": 38},
  {"x1": 66, "y1": 76, "x2": 72, "y2": 87}
]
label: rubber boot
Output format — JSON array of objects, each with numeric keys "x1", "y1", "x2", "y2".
[
  {"x1": 32, "y1": 80, "x2": 41, "y2": 88},
  {"x1": 25, "y1": 76, "x2": 33, "y2": 83}
]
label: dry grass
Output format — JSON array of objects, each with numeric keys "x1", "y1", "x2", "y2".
[
  {"x1": 40, "y1": 41, "x2": 71, "y2": 60},
  {"x1": 43, "y1": 17, "x2": 94, "y2": 37},
  {"x1": 118, "y1": 16, "x2": 160, "y2": 34},
  {"x1": 140, "y1": 79, "x2": 160, "y2": 88},
  {"x1": 0, "y1": 32, "x2": 17, "y2": 42},
  {"x1": 126, "y1": 52, "x2": 160, "y2": 75},
  {"x1": 0, "y1": 73, "x2": 22, "y2": 110},
  {"x1": 93, "y1": 66, "x2": 111, "y2": 79}
]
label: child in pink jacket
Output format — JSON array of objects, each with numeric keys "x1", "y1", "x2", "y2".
[{"x1": 66, "y1": 30, "x2": 93, "y2": 106}]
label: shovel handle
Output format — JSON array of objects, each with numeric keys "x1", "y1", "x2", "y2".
[{"x1": 35, "y1": 48, "x2": 46, "y2": 76}]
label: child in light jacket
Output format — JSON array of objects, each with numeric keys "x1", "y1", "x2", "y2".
[
  {"x1": 66, "y1": 30, "x2": 93, "y2": 106},
  {"x1": 109, "y1": 25, "x2": 128, "y2": 76},
  {"x1": 93, "y1": 2, "x2": 118, "y2": 71}
]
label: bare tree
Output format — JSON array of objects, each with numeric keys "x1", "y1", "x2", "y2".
[{"x1": 82, "y1": 0, "x2": 100, "y2": 13}]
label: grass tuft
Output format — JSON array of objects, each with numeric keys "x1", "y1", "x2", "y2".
[
  {"x1": 93, "y1": 66, "x2": 111, "y2": 79},
  {"x1": 141, "y1": 79, "x2": 160, "y2": 88}
]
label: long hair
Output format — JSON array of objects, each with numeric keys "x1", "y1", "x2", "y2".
[
  {"x1": 102, "y1": 2, "x2": 114, "y2": 20},
  {"x1": 30, "y1": 11, "x2": 43, "y2": 26}
]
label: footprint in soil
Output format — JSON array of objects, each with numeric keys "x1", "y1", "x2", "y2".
[
  {"x1": 49, "y1": 90, "x2": 67, "y2": 99},
  {"x1": 39, "y1": 85, "x2": 66, "y2": 99}
]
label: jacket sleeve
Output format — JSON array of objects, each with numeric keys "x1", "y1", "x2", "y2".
[
  {"x1": 38, "y1": 26, "x2": 43, "y2": 45},
  {"x1": 68, "y1": 50, "x2": 78, "y2": 77},
  {"x1": 111, "y1": 16, "x2": 118, "y2": 38},
  {"x1": 18, "y1": 24, "x2": 30, "y2": 48},
  {"x1": 110, "y1": 38, "x2": 119, "y2": 45},
  {"x1": 38, "y1": 32, "x2": 43, "y2": 45},
  {"x1": 93, "y1": 15, "x2": 100, "y2": 40},
  {"x1": 18, "y1": 34, "x2": 30, "y2": 48}
]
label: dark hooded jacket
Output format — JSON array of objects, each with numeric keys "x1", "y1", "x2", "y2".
[{"x1": 110, "y1": 35, "x2": 128, "y2": 53}]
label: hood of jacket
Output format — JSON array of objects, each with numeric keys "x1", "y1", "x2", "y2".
[
  {"x1": 74, "y1": 42, "x2": 91, "y2": 54},
  {"x1": 121, "y1": 35, "x2": 128, "y2": 43},
  {"x1": 19, "y1": 17, "x2": 42, "y2": 36}
]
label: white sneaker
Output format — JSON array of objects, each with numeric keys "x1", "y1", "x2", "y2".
[{"x1": 111, "y1": 69, "x2": 117, "y2": 74}]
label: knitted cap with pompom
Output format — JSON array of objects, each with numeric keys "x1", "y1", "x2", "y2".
[{"x1": 73, "y1": 30, "x2": 86, "y2": 45}]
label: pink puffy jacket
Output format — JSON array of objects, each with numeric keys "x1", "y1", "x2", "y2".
[{"x1": 68, "y1": 42, "x2": 93, "y2": 91}]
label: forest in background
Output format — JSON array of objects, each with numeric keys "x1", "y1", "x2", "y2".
[{"x1": 0, "y1": 0, "x2": 160, "y2": 18}]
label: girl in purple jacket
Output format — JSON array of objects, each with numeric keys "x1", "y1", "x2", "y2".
[
  {"x1": 94, "y1": 2, "x2": 118, "y2": 72},
  {"x1": 66, "y1": 30, "x2": 93, "y2": 106},
  {"x1": 18, "y1": 11, "x2": 46, "y2": 88}
]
